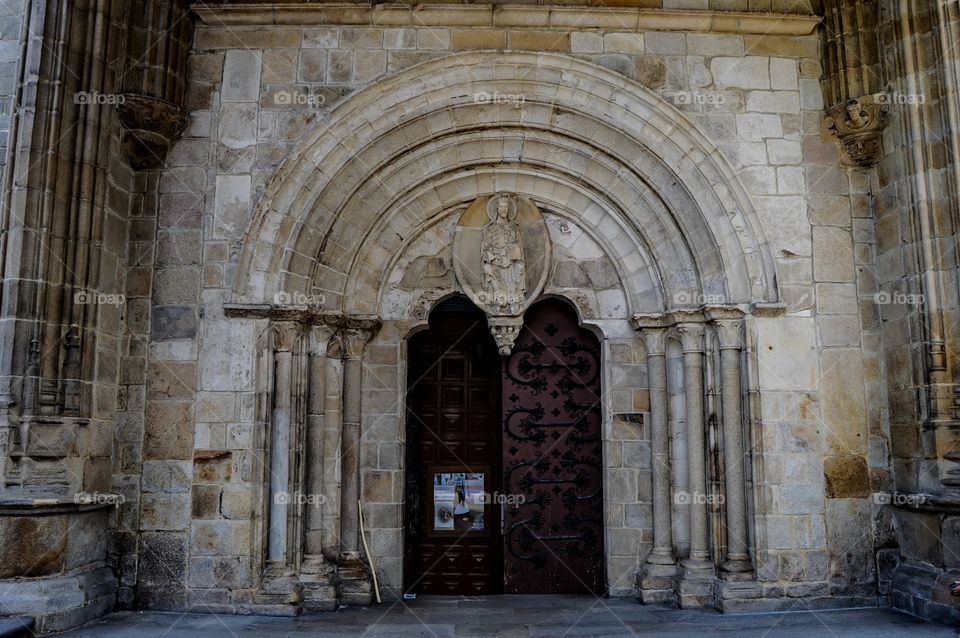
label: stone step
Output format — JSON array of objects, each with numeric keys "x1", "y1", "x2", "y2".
[{"x1": 0, "y1": 617, "x2": 34, "y2": 638}]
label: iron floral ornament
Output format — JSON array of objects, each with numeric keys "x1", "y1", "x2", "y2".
[{"x1": 452, "y1": 193, "x2": 551, "y2": 355}]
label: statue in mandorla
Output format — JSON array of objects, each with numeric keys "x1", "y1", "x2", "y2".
[{"x1": 480, "y1": 192, "x2": 526, "y2": 313}]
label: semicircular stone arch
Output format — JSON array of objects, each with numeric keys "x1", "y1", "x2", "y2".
[{"x1": 234, "y1": 51, "x2": 779, "y2": 315}]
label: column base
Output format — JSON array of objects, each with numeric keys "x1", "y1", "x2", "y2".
[
  {"x1": 720, "y1": 557, "x2": 755, "y2": 581},
  {"x1": 712, "y1": 579, "x2": 765, "y2": 612},
  {"x1": 637, "y1": 561, "x2": 678, "y2": 605},
  {"x1": 338, "y1": 555, "x2": 373, "y2": 606},
  {"x1": 300, "y1": 555, "x2": 339, "y2": 611},
  {"x1": 678, "y1": 558, "x2": 715, "y2": 608},
  {"x1": 256, "y1": 563, "x2": 304, "y2": 615}
]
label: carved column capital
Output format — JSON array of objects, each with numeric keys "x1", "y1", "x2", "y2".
[
  {"x1": 676, "y1": 322, "x2": 705, "y2": 353},
  {"x1": 825, "y1": 94, "x2": 889, "y2": 168},
  {"x1": 714, "y1": 320, "x2": 745, "y2": 351},
  {"x1": 271, "y1": 321, "x2": 300, "y2": 353},
  {"x1": 705, "y1": 306, "x2": 746, "y2": 351},
  {"x1": 309, "y1": 319, "x2": 340, "y2": 357},
  {"x1": 341, "y1": 317, "x2": 380, "y2": 360},
  {"x1": 641, "y1": 328, "x2": 668, "y2": 357}
]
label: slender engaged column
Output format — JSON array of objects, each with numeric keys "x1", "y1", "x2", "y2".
[
  {"x1": 338, "y1": 318, "x2": 380, "y2": 560},
  {"x1": 634, "y1": 314, "x2": 680, "y2": 605},
  {"x1": 637, "y1": 324, "x2": 675, "y2": 566},
  {"x1": 268, "y1": 321, "x2": 300, "y2": 563},
  {"x1": 304, "y1": 319, "x2": 339, "y2": 557},
  {"x1": 677, "y1": 321, "x2": 711, "y2": 574},
  {"x1": 714, "y1": 314, "x2": 753, "y2": 576}
]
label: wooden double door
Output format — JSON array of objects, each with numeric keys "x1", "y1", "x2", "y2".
[{"x1": 404, "y1": 298, "x2": 605, "y2": 596}]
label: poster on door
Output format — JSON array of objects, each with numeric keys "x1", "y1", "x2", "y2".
[{"x1": 433, "y1": 472, "x2": 485, "y2": 532}]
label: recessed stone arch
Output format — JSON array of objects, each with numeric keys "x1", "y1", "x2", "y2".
[{"x1": 234, "y1": 51, "x2": 779, "y2": 312}]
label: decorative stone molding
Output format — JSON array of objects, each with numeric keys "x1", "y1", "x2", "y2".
[
  {"x1": 116, "y1": 95, "x2": 188, "y2": 170},
  {"x1": 824, "y1": 94, "x2": 889, "y2": 168},
  {"x1": 194, "y1": 4, "x2": 820, "y2": 36}
]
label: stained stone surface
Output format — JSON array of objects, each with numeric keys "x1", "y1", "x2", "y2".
[{"x1": 56, "y1": 597, "x2": 952, "y2": 638}]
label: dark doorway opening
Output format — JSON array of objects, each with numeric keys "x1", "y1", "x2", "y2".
[{"x1": 404, "y1": 296, "x2": 605, "y2": 596}]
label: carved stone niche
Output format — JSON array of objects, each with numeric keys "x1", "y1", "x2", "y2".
[
  {"x1": 824, "y1": 94, "x2": 889, "y2": 168},
  {"x1": 116, "y1": 94, "x2": 188, "y2": 170},
  {"x1": 452, "y1": 193, "x2": 551, "y2": 355}
]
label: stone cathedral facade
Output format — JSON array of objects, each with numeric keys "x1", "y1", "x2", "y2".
[{"x1": 0, "y1": 0, "x2": 959, "y2": 632}]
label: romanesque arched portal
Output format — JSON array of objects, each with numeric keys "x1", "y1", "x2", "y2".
[{"x1": 226, "y1": 50, "x2": 781, "y2": 609}]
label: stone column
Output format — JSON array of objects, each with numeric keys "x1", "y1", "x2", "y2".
[
  {"x1": 304, "y1": 319, "x2": 339, "y2": 558},
  {"x1": 300, "y1": 317, "x2": 341, "y2": 610},
  {"x1": 338, "y1": 318, "x2": 380, "y2": 561},
  {"x1": 676, "y1": 319, "x2": 713, "y2": 607},
  {"x1": 268, "y1": 321, "x2": 299, "y2": 563},
  {"x1": 712, "y1": 312, "x2": 753, "y2": 578},
  {"x1": 634, "y1": 316, "x2": 677, "y2": 603}
]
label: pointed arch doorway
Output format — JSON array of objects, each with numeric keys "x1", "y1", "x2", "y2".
[{"x1": 404, "y1": 297, "x2": 605, "y2": 596}]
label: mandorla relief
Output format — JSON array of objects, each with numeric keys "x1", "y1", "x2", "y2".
[{"x1": 453, "y1": 192, "x2": 551, "y2": 355}]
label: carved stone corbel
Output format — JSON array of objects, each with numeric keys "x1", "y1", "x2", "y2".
[
  {"x1": 116, "y1": 95, "x2": 188, "y2": 170},
  {"x1": 488, "y1": 317, "x2": 523, "y2": 356},
  {"x1": 824, "y1": 94, "x2": 889, "y2": 168}
]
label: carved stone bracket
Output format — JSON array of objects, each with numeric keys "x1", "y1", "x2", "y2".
[
  {"x1": 488, "y1": 316, "x2": 523, "y2": 356},
  {"x1": 825, "y1": 94, "x2": 889, "y2": 168},
  {"x1": 116, "y1": 94, "x2": 188, "y2": 170}
]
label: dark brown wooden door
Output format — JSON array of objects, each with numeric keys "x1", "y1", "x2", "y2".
[
  {"x1": 404, "y1": 305, "x2": 503, "y2": 595},
  {"x1": 502, "y1": 299, "x2": 605, "y2": 594}
]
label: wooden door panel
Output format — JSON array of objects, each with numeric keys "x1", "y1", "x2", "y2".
[
  {"x1": 404, "y1": 308, "x2": 503, "y2": 595},
  {"x1": 502, "y1": 299, "x2": 605, "y2": 595}
]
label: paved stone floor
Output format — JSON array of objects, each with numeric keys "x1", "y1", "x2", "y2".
[{"x1": 56, "y1": 596, "x2": 955, "y2": 637}]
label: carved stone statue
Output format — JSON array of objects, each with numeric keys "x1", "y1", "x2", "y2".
[{"x1": 480, "y1": 193, "x2": 526, "y2": 311}]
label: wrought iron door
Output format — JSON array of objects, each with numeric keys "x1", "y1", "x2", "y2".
[{"x1": 502, "y1": 299, "x2": 605, "y2": 594}]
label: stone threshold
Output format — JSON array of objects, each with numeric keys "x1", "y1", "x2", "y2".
[{"x1": 193, "y1": 3, "x2": 820, "y2": 36}]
